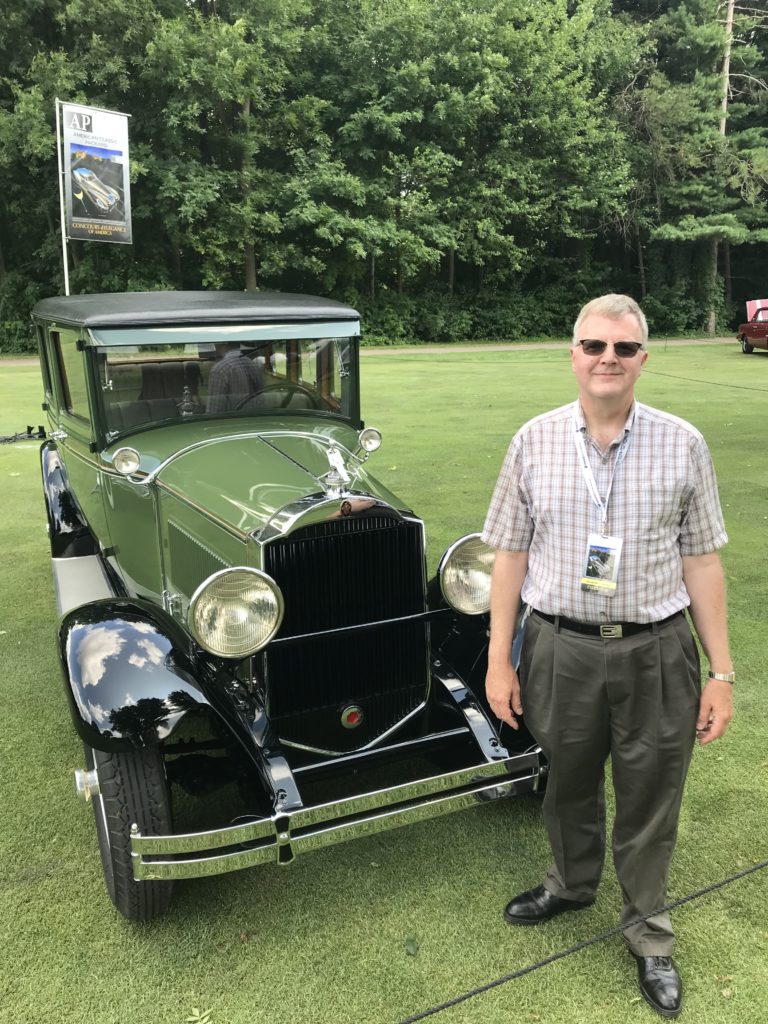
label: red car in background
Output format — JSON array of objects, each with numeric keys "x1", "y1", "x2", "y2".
[{"x1": 737, "y1": 299, "x2": 768, "y2": 353}]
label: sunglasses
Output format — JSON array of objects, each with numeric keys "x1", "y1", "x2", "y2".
[{"x1": 578, "y1": 339, "x2": 644, "y2": 358}]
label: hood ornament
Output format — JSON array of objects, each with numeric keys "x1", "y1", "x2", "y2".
[
  {"x1": 321, "y1": 446, "x2": 352, "y2": 497},
  {"x1": 321, "y1": 446, "x2": 351, "y2": 498},
  {"x1": 320, "y1": 429, "x2": 383, "y2": 498},
  {"x1": 327, "y1": 446, "x2": 351, "y2": 485}
]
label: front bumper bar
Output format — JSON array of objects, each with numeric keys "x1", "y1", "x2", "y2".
[{"x1": 131, "y1": 749, "x2": 542, "y2": 881}]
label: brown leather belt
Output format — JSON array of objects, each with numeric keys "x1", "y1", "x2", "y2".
[{"x1": 532, "y1": 609, "x2": 683, "y2": 639}]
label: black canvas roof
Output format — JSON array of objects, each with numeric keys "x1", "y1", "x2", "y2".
[{"x1": 32, "y1": 291, "x2": 360, "y2": 328}]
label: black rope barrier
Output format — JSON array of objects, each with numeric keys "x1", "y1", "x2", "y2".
[
  {"x1": 397, "y1": 856, "x2": 768, "y2": 1024},
  {"x1": 643, "y1": 369, "x2": 768, "y2": 393}
]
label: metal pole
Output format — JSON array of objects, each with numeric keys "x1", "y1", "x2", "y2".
[
  {"x1": 55, "y1": 97, "x2": 70, "y2": 296},
  {"x1": 720, "y1": 0, "x2": 735, "y2": 137}
]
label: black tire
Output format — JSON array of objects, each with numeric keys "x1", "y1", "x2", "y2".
[
  {"x1": 740, "y1": 335, "x2": 755, "y2": 354},
  {"x1": 85, "y1": 744, "x2": 174, "y2": 921}
]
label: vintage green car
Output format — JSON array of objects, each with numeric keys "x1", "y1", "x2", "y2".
[{"x1": 33, "y1": 291, "x2": 544, "y2": 920}]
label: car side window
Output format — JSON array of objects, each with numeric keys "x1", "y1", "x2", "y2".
[{"x1": 52, "y1": 329, "x2": 90, "y2": 420}]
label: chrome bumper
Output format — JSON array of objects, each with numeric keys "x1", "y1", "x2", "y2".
[{"x1": 131, "y1": 749, "x2": 542, "y2": 881}]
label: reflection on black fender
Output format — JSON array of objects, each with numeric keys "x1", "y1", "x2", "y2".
[
  {"x1": 58, "y1": 599, "x2": 211, "y2": 752},
  {"x1": 40, "y1": 443, "x2": 97, "y2": 558}
]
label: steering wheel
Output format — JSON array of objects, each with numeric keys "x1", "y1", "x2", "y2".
[
  {"x1": 235, "y1": 383, "x2": 323, "y2": 411},
  {"x1": 234, "y1": 391, "x2": 264, "y2": 411},
  {"x1": 277, "y1": 383, "x2": 323, "y2": 409}
]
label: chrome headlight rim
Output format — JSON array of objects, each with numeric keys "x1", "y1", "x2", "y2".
[
  {"x1": 188, "y1": 566, "x2": 284, "y2": 658},
  {"x1": 358, "y1": 426, "x2": 382, "y2": 453},
  {"x1": 438, "y1": 532, "x2": 495, "y2": 616},
  {"x1": 113, "y1": 446, "x2": 141, "y2": 476}
]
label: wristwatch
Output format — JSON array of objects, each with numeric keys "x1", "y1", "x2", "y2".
[{"x1": 708, "y1": 670, "x2": 735, "y2": 683}]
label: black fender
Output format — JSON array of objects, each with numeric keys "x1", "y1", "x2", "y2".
[
  {"x1": 58, "y1": 599, "x2": 213, "y2": 752},
  {"x1": 427, "y1": 572, "x2": 489, "y2": 688},
  {"x1": 40, "y1": 442, "x2": 97, "y2": 557},
  {"x1": 427, "y1": 574, "x2": 539, "y2": 754}
]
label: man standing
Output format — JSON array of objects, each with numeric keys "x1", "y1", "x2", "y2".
[{"x1": 482, "y1": 294, "x2": 733, "y2": 1018}]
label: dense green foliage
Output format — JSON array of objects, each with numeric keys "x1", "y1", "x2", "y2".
[{"x1": 1, "y1": 0, "x2": 766, "y2": 347}]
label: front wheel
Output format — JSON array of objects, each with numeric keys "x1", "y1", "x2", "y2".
[
  {"x1": 85, "y1": 744, "x2": 174, "y2": 920},
  {"x1": 740, "y1": 335, "x2": 755, "y2": 354}
]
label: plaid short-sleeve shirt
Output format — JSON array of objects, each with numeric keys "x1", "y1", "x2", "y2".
[
  {"x1": 206, "y1": 351, "x2": 263, "y2": 412},
  {"x1": 481, "y1": 400, "x2": 727, "y2": 623}
]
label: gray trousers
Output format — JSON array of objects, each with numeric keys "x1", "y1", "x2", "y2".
[{"x1": 519, "y1": 611, "x2": 700, "y2": 955}]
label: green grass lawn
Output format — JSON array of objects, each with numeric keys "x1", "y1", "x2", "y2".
[{"x1": 1, "y1": 345, "x2": 767, "y2": 1024}]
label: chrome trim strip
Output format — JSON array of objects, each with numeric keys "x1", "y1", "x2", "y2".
[
  {"x1": 50, "y1": 441, "x2": 101, "y2": 475},
  {"x1": 258, "y1": 429, "x2": 359, "y2": 451},
  {"x1": 291, "y1": 727, "x2": 470, "y2": 774},
  {"x1": 144, "y1": 431, "x2": 274, "y2": 484},
  {"x1": 131, "y1": 751, "x2": 541, "y2": 880},
  {"x1": 257, "y1": 433, "x2": 325, "y2": 480},
  {"x1": 95, "y1": 463, "x2": 149, "y2": 482},
  {"x1": 101, "y1": 429, "x2": 289, "y2": 485},
  {"x1": 269, "y1": 607, "x2": 452, "y2": 647},
  {"x1": 278, "y1": 700, "x2": 427, "y2": 757},
  {"x1": 254, "y1": 493, "x2": 409, "y2": 545},
  {"x1": 257, "y1": 429, "x2": 351, "y2": 442},
  {"x1": 417, "y1": 517, "x2": 431, "y2": 703},
  {"x1": 256, "y1": 429, "x2": 378, "y2": 497},
  {"x1": 142, "y1": 426, "x2": 361, "y2": 487},
  {"x1": 155, "y1": 479, "x2": 250, "y2": 541},
  {"x1": 89, "y1": 321, "x2": 361, "y2": 346}
]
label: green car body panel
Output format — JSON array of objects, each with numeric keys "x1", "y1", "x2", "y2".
[{"x1": 97, "y1": 416, "x2": 407, "y2": 605}]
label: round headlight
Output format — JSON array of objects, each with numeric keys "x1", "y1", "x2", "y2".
[
  {"x1": 358, "y1": 427, "x2": 382, "y2": 453},
  {"x1": 189, "y1": 568, "x2": 284, "y2": 657},
  {"x1": 113, "y1": 447, "x2": 141, "y2": 476},
  {"x1": 438, "y1": 533, "x2": 495, "y2": 615}
]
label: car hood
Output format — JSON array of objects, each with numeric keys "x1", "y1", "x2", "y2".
[{"x1": 152, "y1": 427, "x2": 405, "y2": 538}]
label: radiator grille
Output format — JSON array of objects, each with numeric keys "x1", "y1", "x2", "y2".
[{"x1": 262, "y1": 513, "x2": 428, "y2": 752}]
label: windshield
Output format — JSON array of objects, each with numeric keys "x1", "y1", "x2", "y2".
[{"x1": 94, "y1": 333, "x2": 356, "y2": 440}]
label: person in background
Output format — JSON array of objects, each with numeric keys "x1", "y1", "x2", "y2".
[{"x1": 206, "y1": 342, "x2": 262, "y2": 412}]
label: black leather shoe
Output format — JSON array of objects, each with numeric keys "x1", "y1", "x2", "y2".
[
  {"x1": 503, "y1": 884, "x2": 594, "y2": 926},
  {"x1": 633, "y1": 955, "x2": 683, "y2": 1018}
]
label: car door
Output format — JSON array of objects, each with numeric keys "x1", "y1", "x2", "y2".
[{"x1": 46, "y1": 326, "x2": 111, "y2": 547}]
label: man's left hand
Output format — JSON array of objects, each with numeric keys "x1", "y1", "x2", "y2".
[{"x1": 696, "y1": 679, "x2": 734, "y2": 745}]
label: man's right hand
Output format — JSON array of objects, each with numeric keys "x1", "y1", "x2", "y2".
[
  {"x1": 485, "y1": 548, "x2": 528, "y2": 730},
  {"x1": 486, "y1": 662, "x2": 523, "y2": 729}
]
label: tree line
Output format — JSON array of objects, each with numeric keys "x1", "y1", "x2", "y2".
[{"x1": 1, "y1": 0, "x2": 766, "y2": 346}]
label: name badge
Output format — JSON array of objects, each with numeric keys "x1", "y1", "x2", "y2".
[{"x1": 581, "y1": 533, "x2": 623, "y2": 594}]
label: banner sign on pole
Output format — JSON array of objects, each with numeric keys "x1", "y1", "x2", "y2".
[{"x1": 61, "y1": 102, "x2": 132, "y2": 244}]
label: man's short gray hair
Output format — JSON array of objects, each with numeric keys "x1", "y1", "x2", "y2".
[{"x1": 572, "y1": 294, "x2": 648, "y2": 347}]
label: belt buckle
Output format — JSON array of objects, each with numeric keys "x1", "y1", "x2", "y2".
[{"x1": 600, "y1": 623, "x2": 623, "y2": 639}]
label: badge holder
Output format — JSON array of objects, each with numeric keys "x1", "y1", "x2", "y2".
[{"x1": 580, "y1": 534, "x2": 623, "y2": 594}]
